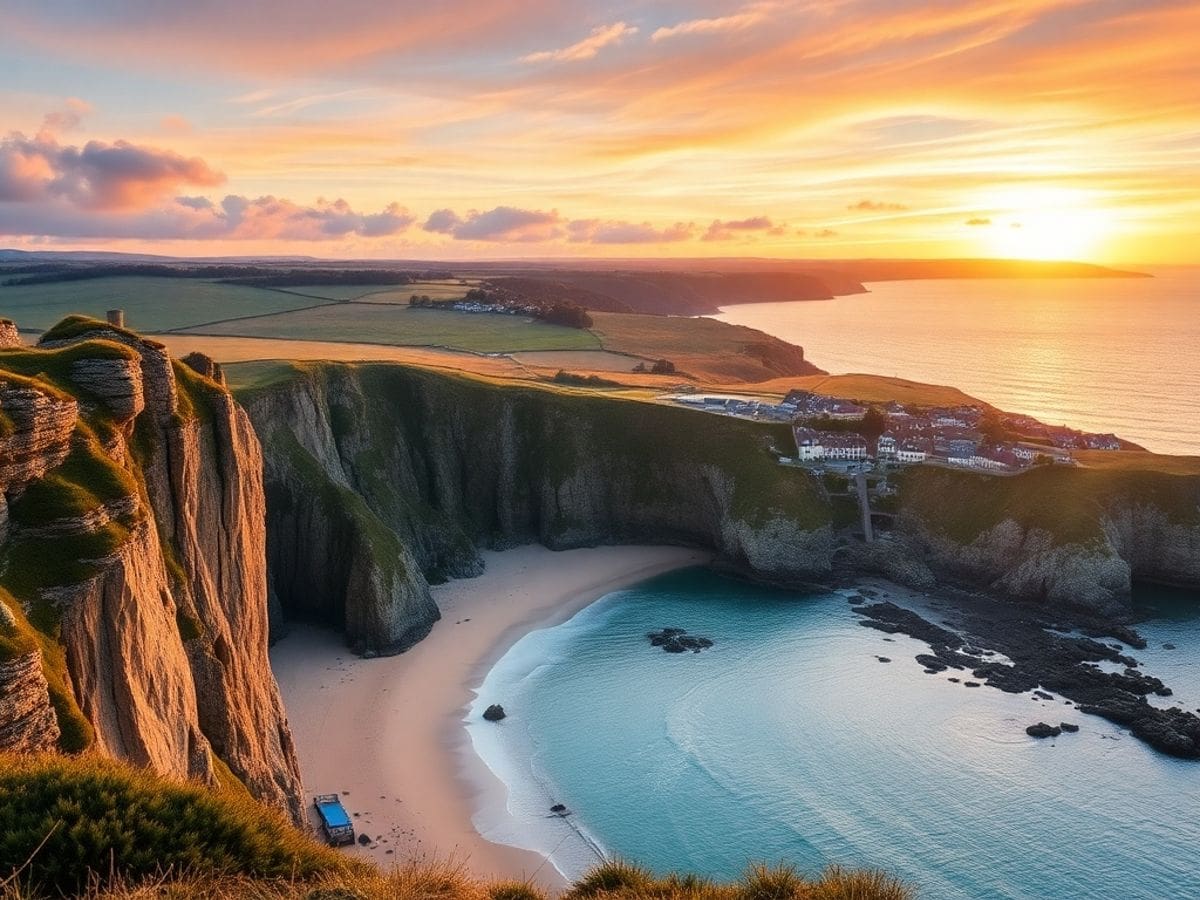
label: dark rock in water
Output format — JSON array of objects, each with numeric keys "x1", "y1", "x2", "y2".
[
  {"x1": 972, "y1": 662, "x2": 1038, "y2": 694},
  {"x1": 964, "y1": 681, "x2": 981, "y2": 688},
  {"x1": 1027, "y1": 722, "x2": 1062, "y2": 738},
  {"x1": 357, "y1": 833, "x2": 372, "y2": 846},
  {"x1": 947, "y1": 677, "x2": 961, "y2": 683},
  {"x1": 1060, "y1": 722, "x2": 1080, "y2": 733},
  {"x1": 922, "y1": 669, "x2": 939, "y2": 674},
  {"x1": 1034, "y1": 690, "x2": 1054, "y2": 700},
  {"x1": 647, "y1": 628, "x2": 714, "y2": 654},
  {"x1": 1163, "y1": 643, "x2": 1176, "y2": 650},
  {"x1": 550, "y1": 803, "x2": 568, "y2": 814},
  {"x1": 847, "y1": 595, "x2": 866, "y2": 605},
  {"x1": 483, "y1": 704, "x2": 506, "y2": 722},
  {"x1": 915, "y1": 654, "x2": 948, "y2": 672},
  {"x1": 876, "y1": 656, "x2": 892, "y2": 663}
]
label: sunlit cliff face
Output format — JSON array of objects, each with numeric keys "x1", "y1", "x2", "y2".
[{"x1": 0, "y1": 1, "x2": 1197, "y2": 262}]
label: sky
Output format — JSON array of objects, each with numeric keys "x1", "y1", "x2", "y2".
[{"x1": 1, "y1": 0, "x2": 1198, "y2": 263}]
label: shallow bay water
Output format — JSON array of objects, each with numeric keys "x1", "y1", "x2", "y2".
[{"x1": 468, "y1": 569, "x2": 1200, "y2": 899}]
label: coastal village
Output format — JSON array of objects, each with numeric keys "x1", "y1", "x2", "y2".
[{"x1": 671, "y1": 389, "x2": 1123, "y2": 474}]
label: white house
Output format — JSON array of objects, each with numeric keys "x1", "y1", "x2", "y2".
[
  {"x1": 792, "y1": 426, "x2": 824, "y2": 461},
  {"x1": 822, "y1": 433, "x2": 868, "y2": 460},
  {"x1": 897, "y1": 442, "x2": 928, "y2": 464},
  {"x1": 876, "y1": 435, "x2": 898, "y2": 459}
]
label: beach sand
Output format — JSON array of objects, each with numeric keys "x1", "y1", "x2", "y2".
[{"x1": 270, "y1": 544, "x2": 709, "y2": 889}]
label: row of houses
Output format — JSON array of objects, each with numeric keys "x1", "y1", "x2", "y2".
[{"x1": 784, "y1": 390, "x2": 868, "y2": 421}]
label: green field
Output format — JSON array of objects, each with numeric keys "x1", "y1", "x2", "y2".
[
  {"x1": 183, "y1": 303, "x2": 601, "y2": 352},
  {"x1": 0, "y1": 277, "x2": 332, "y2": 333},
  {"x1": 356, "y1": 280, "x2": 477, "y2": 303}
]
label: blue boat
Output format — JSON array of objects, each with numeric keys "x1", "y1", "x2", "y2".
[{"x1": 313, "y1": 793, "x2": 355, "y2": 846}]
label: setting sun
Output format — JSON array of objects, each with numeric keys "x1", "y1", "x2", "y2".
[{"x1": 974, "y1": 189, "x2": 1113, "y2": 261}]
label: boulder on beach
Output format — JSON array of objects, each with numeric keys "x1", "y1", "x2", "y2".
[{"x1": 483, "y1": 704, "x2": 507, "y2": 722}]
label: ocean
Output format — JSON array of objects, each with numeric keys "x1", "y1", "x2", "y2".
[
  {"x1": 711, "y1": 268, "x2": 1200, "y2": 455},
  {"x1": 467, "y1": 569, "x2": 1200, "y2": 899}
]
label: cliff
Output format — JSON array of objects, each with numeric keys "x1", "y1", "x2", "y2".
[
  {"x1": 894, "y1": 466, "x2": 1200, "y2": 615},
  {"x1": 0, "y1": 317, "x2": 304, "y2": 824},
  {"x1": 234, "y1": 362, "x2": 834, "y2": 653},
  {"x1": 232, "y1": 361, "x2": 1200, "y2": 647}
]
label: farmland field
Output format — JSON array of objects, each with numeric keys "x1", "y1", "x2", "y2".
[
  {"x1": 0, "y1": 277, "x2": 331, "y2": 332},
  {"x1": 181, "y1": 304, "x2": 601, "y2": 353},
  {"x1": 356, "y1": 281, "x2": 477, "y2": 303}
]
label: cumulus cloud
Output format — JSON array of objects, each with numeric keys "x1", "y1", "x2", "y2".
[
  {"x1": 422, "y1": 208, "x2": 463, "y2": 234},
  {"x1": 567, "y1": 219, "x2": 695, "y2": 244},
  {"x1": 847, "y1": 199, "x2": 908, "y2": 212},
  {"x1": 0, "y1": 191, "x2": 415, "y2": 241},
  {"x1": 0, "y1": 130, "x2": 224, "y2": 210},
  {"x1": 420, "y1": 206, "x2": 563, "y2": 242},
  {"x1": 702, "y1": 216, "x2": 783, "y2": 241},
  {"x1": 521, "y1": 22, "x2": 637, "y2": 63},
  {"x1": 965, "y1": 216, "x2": 992, "y2": 225},
  {"x1": 651, "y1": 4, "x2": 772, "y2": 42}
]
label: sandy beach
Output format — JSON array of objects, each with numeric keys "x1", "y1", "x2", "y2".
[{"x1": 270, "y1": 544, "x2": 709, "y2": 890}]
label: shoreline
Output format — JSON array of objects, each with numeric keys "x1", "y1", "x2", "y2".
[{"x1": 270, "y1": 544, "x2": 710, "y2": 890}]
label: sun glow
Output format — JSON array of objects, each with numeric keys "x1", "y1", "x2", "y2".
[{"x1": 976, "y1": 188, "x2": 1113, "y2": 261}]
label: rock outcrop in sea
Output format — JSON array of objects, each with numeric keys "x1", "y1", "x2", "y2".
[{"x1": 0, "y1": 318, "x2": 304, "y2": 824}]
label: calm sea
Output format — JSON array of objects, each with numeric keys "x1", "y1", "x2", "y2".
[
  {"x1": 468, "y1": 569, "x2": 1200, "y2": 899},
  {"x1": 711, "y1": 268, "x2": 1200, "y2": 455}
]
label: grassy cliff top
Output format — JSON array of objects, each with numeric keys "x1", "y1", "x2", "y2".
[{"x1": 899, "y1": 464, "x2": 1200, "y2": 548}]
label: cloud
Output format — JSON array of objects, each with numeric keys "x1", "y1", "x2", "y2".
[
  {"x1": 651, "y1": 4, "x2": 773, "y2": 42},
  {"x1": 425, "y1": 206, "x2": 563, "y2": 241},
  {"x1": 39, "y1": 98, "x2": 92, "y2": 138},
  {"x1": 0, "y1": 193, "x2": 415, "y2": 241},
  {"x1": 965, "y1": 216, "x2": 992, "y2": 225},
  {"x1": 702, "y1": 216, "x2": 782, "y2": 241},
  {"x1": 567, "y1": 219, "x2": 695, "y2": 244},
  {"x1": 422, "y1": 208, "x2": 463, "y2": 234},
  {"x1": 521, "y1": 22, "x2": 637, "y2": 63},
  {"x1": 160, "y1": 115, "x2": 193, "y2": 134},
  {"x1": 0, "y1": 130, "x2": 224, "y2": 211},
  {"x1": 847, "y1": 199, "x2": 909, "y2": 212}
]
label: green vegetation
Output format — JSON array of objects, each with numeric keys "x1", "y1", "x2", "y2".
[
  {"x1": 184, "y1": 304, "x2": 601, "y2": 353},
  {"x1": 0, "y1": 756, "x2": 910, "y2": 899},
  {"x1": 9, "y1": 437, "x2": 138, "y2": 529},
  {"x1": 898, "y1": 464, "x2": 1200, "y2": 548},
  {"x1": 0, "y1": 754, "x2": 352, "y2": 896},
  {"x1": 0, "y1": 277, "x2": 330, "y2": 333},
  {"x1": 0, "y1": 592, "x2": 92, "y2": 752}
]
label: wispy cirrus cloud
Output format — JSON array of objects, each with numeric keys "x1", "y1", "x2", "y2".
[
  {"x1": 847, "y1": 199, "x2": 908, "y2": 212},
  {"x1": 651, "y1": 3, "x2": 776, "y2": 42},
  {"x1": 520, "y1": 21, "x2": 637, "y2": 63}
]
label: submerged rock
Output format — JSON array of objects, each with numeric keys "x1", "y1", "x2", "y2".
[{"x1": 646, "y1": 628, "x2": 714, "y2": 654}]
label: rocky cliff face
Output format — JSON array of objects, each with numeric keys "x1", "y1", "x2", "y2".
[
  {"x1": 237, "y1": 362, "x2": 835, "y2": 653},
  {"x1": 236, "y1": 362, "x2": 1200, "y2": 643},
  {"x1": 0, "y1": 318, "x2": 303, "y2": 824},
  {"x1": 895, "y1": 466, "x2": 1200, "y2": 615}
]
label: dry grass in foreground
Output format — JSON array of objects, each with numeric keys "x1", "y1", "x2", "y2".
[{"x1": 1, "y1": 859, "x2": 912, "y2": 900}]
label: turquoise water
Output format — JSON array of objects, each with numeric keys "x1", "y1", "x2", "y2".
[{"x1": 467, "y1": 569, "x2": 1200, "y2": 899}]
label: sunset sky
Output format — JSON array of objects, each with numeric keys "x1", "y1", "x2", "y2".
[{"x1": 1, "y1": 0, "x2": 1198, "y2": 262}]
